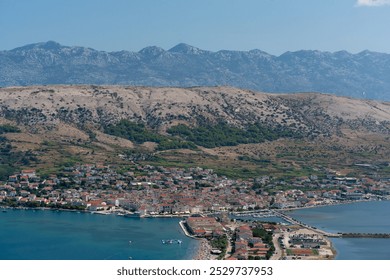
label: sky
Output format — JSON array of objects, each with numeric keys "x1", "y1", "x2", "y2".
[{"x1": 0, "y1": 0, "x2": 390, "y2": 55}]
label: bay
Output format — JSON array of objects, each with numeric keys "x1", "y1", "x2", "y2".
[
  {"x1": 287, "y1": 200, "x2": 390, "y2": 260},
  {"x1": 0, "y1": 209, "x2": 199, "y2": 260}
]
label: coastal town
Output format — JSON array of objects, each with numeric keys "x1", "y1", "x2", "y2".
[{"x1": 1, "y1": 161, "x2": 389, "y2": 260}]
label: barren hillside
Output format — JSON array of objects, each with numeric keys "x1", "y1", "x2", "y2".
[
  {"x1": 0, "y1": 85, "x2": 389, "y2": 179},
  {"x1": 0, "y1": 85, "x2": 389, "y2": 133}
]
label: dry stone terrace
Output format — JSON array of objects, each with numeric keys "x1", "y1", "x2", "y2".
[{"x1": 0, "y1": 162, "x2": 389, "y2": 214}]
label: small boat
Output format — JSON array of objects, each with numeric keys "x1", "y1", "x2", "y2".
[
  {"x1": 128, "y1": 241, "x2": 132, "y2": 245},
  {"x1": 124, "y1": 211, "x2": 141, "y2": 218},
  {"x1": 162, "y1": 239, "x2": 182, "y2": 245}
]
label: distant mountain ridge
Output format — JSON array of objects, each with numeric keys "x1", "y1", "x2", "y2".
[{"x1": 1, "y1": 41, "x2": 390, "y2": 101}]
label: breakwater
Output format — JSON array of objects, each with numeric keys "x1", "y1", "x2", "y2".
[{"x1": 339, "y1": 233, "x2": 390, "y2": 238}]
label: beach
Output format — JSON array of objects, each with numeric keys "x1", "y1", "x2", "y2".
[{"x1": 192, "y1": 239, "x2": 217, "y2": 260}]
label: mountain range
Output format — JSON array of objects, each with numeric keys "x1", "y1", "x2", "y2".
[{"x1": 1, "y1": 41, "x2": 390, "y2": 101}]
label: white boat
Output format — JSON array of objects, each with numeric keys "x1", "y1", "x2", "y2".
[{"x1": 162, "y1": 239, "x2": 182, "y2": 245}]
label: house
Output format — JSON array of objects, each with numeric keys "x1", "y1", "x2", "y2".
[
  {"x1": 159, "y1": 203, "x2": 173, "y2": 213},
  {"x1": 8, "y1": 175, "x2": 18, "y2": 182},
  {"x1": 186, "y1": 216, "x2": 224, "y2": 237},
  {"x1": 88, "y1": 200, "x2": 108, "y2": 211},
  {"x1": 21, "y1": 169, "x2": 36, "y2": 178}
]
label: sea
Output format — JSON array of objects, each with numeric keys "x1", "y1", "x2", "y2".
[
  {"x1": 287, "y1": 200, "x2": 390, "y2": 260},
  {"x1": 0, "y1": 209, "x2": 199, "y2": 260},
  {"x1": 1, "y1": 201, "x2": 390, "y2": 260}
]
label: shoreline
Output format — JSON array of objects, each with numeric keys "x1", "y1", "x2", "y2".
[
  {"x1": 280, "y1": 197, "x2": 386, "y2": 212},
  {"x1": 2, "y1": 196, "x2": 388, "y2": 217},
  {"x1": 191, "y1": 239, "x2": 216, "y2": 260},
  {"x1": 4, "y1": 201, "x2": 390, "y2": 260},
  {"x1": 177, "y1": 220, "x2": 215, "y2": 260},
  {"x1": 1, "y1": 207, "x2": 207, "y2": 260}
]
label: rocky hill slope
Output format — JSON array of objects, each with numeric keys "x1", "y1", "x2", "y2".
[
  {"x1": 1, "y1": 41, "x2": 390, "y2": 101},
  {"x1": 0, "y1": 85, "x2": 389, "y2": 181},
  {"x1": 0, "y1": 85, "x2": 389, "y2": 138}
]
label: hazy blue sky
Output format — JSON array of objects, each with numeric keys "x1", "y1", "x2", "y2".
[{"x1": 1, "y1": 0, "x2": 390, "y2": 54}]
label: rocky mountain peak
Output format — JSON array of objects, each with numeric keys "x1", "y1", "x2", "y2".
[
  {"x1": 138, "y1": 46, "x2": 166, "y2": 56},
  {"x1": 168, "y1": 43, "x2": 206, "y2": 55}
]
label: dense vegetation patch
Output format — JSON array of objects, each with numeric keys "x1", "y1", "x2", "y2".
[
  {"x1": 167, "y1": 123, "x2": 299, "y2": 148},
  {"x1": 210, "y1": 235, "x2": 228, "y2": 260},
  {"x1": 0, "y1": 124, "x2": 20, "y2": 134},
  {"x1": 104, "y1": 120, "x2": 197, "y2": 151},
  {"x1": 252, "y1": 225, "x2": 275, "y2": 260},
  {"x1": 105, "y1": 120, "x2": 300, "y2": 151}
]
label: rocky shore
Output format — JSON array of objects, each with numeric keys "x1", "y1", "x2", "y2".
[{"x1": 192, "y1": 239, "x2": 216, "y2": 260}]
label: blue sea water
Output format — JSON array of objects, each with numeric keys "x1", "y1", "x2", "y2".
[
  {"x1": 0, "y1": 209, "x2": 199, "y2": 260},
  {"x1": 287, "y1": 201, "x2": 390, "y2": 260},
  {"x1": 2, "y1": 201, "x2": 390, "y2": 260}
]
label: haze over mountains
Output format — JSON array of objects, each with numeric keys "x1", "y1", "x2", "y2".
[{"x1": 1, "y1": 41, "x2": 390, "y2": 101}]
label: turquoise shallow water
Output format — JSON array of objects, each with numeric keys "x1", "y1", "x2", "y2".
[
  {"x1": 287, "y1": 201, "x2": 390, "y2": 260},
  {"x1": 0, "y1": 209, "x2": 199, "y2": 260}
]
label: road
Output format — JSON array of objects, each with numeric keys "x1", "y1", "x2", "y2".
[{"x1": 270, "y1": 233, "x2": 283, "y2": 260}]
